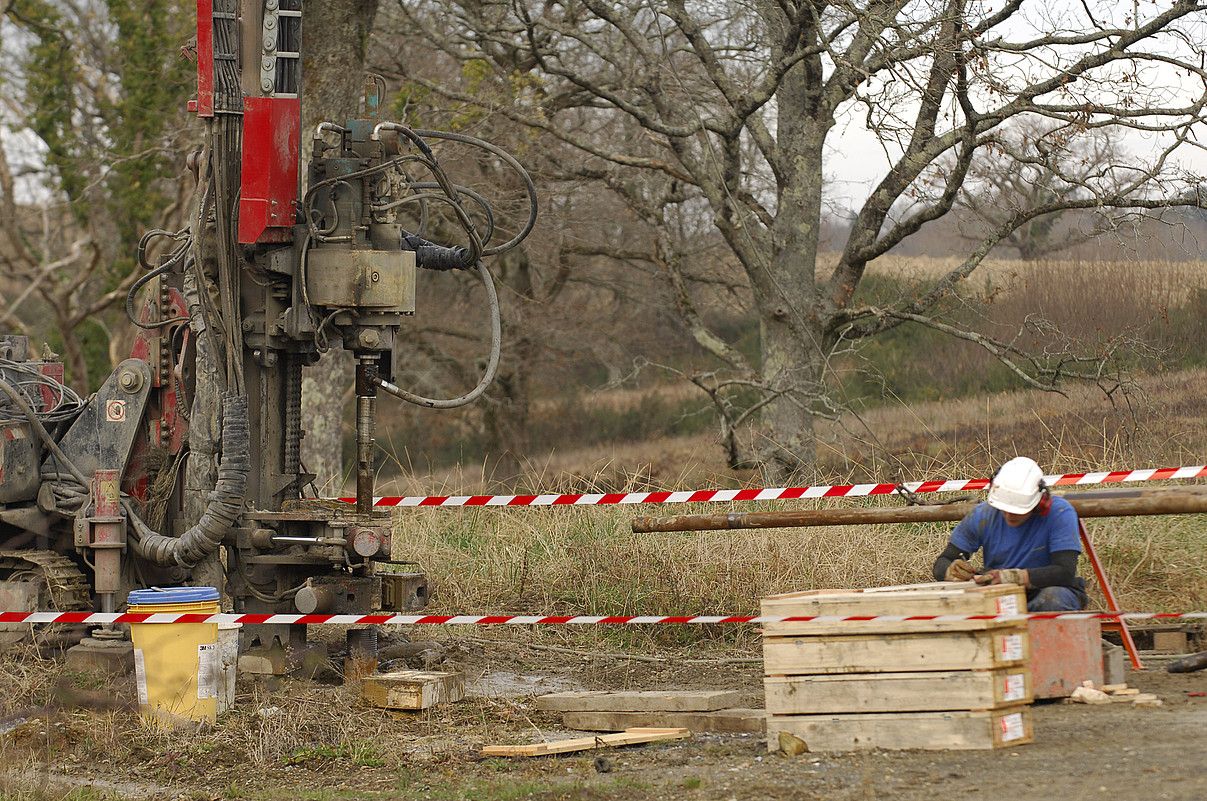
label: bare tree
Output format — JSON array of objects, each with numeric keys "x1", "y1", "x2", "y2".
[
  {"x1": 953, "y1": 117, "x2": 1126, "y2": 260},
  {"x1": 390, "y1": 0, "x2": 1207, "y2": 481},
  {"x1": 296, "y1": 0, "x2": 381, "y2": 491},
  {"x1": 1, "y1": 0, "x2": 194, "y2": 388}
]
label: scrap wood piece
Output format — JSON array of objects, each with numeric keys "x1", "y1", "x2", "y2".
[
  {"x1": 480, "y1": 727, "x2": 690, "y2": 758},
  {"x1": 1070, "y1": 686, "x2": 1111, "y2": 705},
  {"x1": 536, "y1": 690, "x2": 742, "y2": 713},
  {"x1": 562, "y1": 708, "x2": 765, "y2": 734},
  {"x1": 362, "y1": 670, "x2": 464, "y2": 710}
]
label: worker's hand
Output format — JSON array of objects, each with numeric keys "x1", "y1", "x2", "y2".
[
  {"x1": 975, "y1": 568, "x2": 1029, "y2": 587},
  {"x1": 944, "y1": 558, "x2": 977, "y2": 582}
]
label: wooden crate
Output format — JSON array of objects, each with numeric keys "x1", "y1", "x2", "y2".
[
  {"x1": 762, "y1": 584, "x2": 1034, "y2": 752},
  {"x1": 763, "y1": 627, "x2": 1029, "y2": 675},
  {"x1": 766, "y1": 707, "x2": 1033, "y2": 751},
  {"x1": 362, "y1": 670, "x2": 464, "y2": 710},
  {"x1": 761, "y1": 583, "x2": 1026, "y2": 636},
  {"x1": 765, "y1": 668, "x2": 1032, "y2": 714}
]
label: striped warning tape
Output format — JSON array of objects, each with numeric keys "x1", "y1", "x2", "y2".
[
  {"x1": 2, "y1": 611, "x2": 1204, "y2": 626},
  {"x1": 335, "y1": 465, "x2": 1207, "y2": 509}
]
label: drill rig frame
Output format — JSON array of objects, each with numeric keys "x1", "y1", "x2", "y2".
[{"x1": 0, "y1": 0, "x2": 536, "y2": 670}]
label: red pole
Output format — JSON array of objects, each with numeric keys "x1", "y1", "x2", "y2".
[{"x1": 1080, "y1": 520, "x2": 1143, "y2": 670}]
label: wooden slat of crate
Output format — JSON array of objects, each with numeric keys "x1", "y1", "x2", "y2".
[
  {"x1": 764, "y1": 668, "x2": 1032, "y2": 715},
  {"x1": 766, "y1": 707, "x2": 1033, "y2": 752},
  {"x1": 761, "y1": 584, "x2": 1026, "y2": 636},
  {"x1": 763, "y1": 627, "x2": 1028, "y2": 675}
]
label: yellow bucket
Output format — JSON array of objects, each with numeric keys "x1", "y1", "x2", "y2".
[{"x1": 128, "y1": 587, "x2": 221, "y2": 724}]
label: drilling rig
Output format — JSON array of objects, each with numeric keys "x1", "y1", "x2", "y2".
[{"x1": 0, "y1": 1, "x2": 535, "y2": 671}]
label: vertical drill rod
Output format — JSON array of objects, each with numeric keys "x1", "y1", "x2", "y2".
[{"x1": 355, "y1": 357, "x2": 378, "y2": 515}]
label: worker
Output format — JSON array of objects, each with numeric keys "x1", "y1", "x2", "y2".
[{"x1": 932, "y1": 456, "x2": 1088, "y2": 612}]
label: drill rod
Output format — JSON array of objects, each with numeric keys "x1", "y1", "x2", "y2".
[
  {"x1": 631, "y1": 486, "x2": 1207, "y2": 533},
  {"x1": 354, "y1": 357, "x2": 378, "y2": 515}
]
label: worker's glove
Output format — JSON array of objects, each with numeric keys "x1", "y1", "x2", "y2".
[
  {"x1": 974, "y1": 568, "x2": 1030, "y2": 587},
  {"x1": 944, "y1": 558, "x2": 977, "y2": 582}
]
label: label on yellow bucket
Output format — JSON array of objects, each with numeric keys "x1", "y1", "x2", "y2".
[
  {"x1": 134, "y1": 648, "x2": 149, "y2": 705},
  {"x1": 197, "y1": 643, "x2": 219, "y2": 700}
]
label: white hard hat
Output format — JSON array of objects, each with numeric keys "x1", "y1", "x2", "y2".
[{"x1": 987, "y1": 457, "x2": 1045, "y2": 514}]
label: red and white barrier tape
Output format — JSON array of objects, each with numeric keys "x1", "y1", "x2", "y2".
[
  {"x1": 2, "y1": 611, "x2": 1204, "y2": 626},
  {"x1": 336, "y1": 464, "x2": 1207, "y2": 509}
]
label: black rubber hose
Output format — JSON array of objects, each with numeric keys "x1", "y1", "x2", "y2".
[
  {"x1": 401, "y1": 231, "x2": 472, "y2": 271},
  {"x1": 134, "y1": 393, "x2": 249, "y2": 568}
]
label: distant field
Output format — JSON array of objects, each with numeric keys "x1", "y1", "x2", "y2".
[
  {"x1": 370, "y1": 256, "x2": 1207, "y2": 481},
  {"x1": 375, "y1": 366, "x2": 1207, "y2": 495}
]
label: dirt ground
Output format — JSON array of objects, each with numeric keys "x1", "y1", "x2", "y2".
[{"x1": 3, "y1": 634, "x2": 1206, "y2": 801}]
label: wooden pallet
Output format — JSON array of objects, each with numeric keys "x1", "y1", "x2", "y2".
[
  {"x1": 766, "y1": 707, "x2": 1033, "y2": 751},
  {"x1": 762, "y1": 584, "x2": 1034, "y2": 753},
  {"x1": 761, "y1": 583, "x2": 1026, "y2": 636},
  {"x1": 765, "y1": 668, "x2": 1031, "y2": 715},
  {"x1": 763, "y1": 627, "x2": 1029, "y2": 675}
]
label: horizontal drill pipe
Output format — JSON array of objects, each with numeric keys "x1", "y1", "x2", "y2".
[{"x1": 631, "y1": 487, "x2": 1207, "y2": 533}]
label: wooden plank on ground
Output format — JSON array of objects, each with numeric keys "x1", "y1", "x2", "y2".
[
  {"x1": 762, "y1": 628, "x2": 1028, "y2": 675},
  {"x1": 535, "y1": 690, "x2": 742, "y2": 713},
  {"x1": 480, "y1": 727, "x2": 690, "y2": 757},
  {"x1": 766, "y1": 708, "x2": 1032, "y2": 752},
  {"x1": 362, "y1": 670, "x2": 464, "y2": 710},
  {"x1": 562, "y1": 708, "x2": 765, "y2": 734},
  {"x1": 764, "y1": 669, "x2": 1031, "y2": 715},
  {"x1": 761, "y1": 585, "x2": 1026, "y2": 636}
]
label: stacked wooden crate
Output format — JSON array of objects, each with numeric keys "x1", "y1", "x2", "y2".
[{"x1": 763, "y1": 583, "x2": 1033, "y2": 751}]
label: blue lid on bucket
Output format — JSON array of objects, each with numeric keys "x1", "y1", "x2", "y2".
[{"x1": 128, "y1": 586, "x2": 219, "y2": 605}]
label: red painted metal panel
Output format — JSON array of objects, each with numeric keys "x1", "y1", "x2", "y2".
[
  {"x1": 1027, "y1": 617, "x2": 1104, "y2": 698},
  {"x1": 238, "y1": 96, "x2": 301, "y2": 244},
  {"x1": 194, "y1": 0, "x2": 214, "y2": 117}
]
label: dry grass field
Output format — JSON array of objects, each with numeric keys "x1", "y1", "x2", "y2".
[{"x1": 369, "y1": 366, "x2": 1207, "y2": 637}]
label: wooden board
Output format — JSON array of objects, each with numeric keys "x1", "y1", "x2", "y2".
[
  {"x1": 766, "y1": 708, "x2": 1033, "y2": 752},
  {"x1": 362, "y1": 670, "x2": 464, "y2": 710},
  {"x1": 762, "y1": 627, "x2": 1028, "y2": 675},
  {"x1": 764, "y1": 669, "x2": 1032, "y2": 714},
  {"x1": 481, "y1": 727, "x2": 690, "y2": 757},
  {"x1": 562, "y1": 708, "x2": 765, "y2": 734},
  {"x1": 536, "y1": 690, "x2": 742, "y2": 713},
  {"x1": 761, "y1": 585, "x2": 1026, "y2": 636}
]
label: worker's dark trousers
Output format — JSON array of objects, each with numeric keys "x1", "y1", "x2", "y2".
[{"x1": 1026, "y1": 586, "x2": 1088, "y2": 612}]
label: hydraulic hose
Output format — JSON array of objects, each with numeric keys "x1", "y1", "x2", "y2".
[
  {"x1": 133, "y1": 393, "x2": 249, "y2": 568},
  {"x1": 374, "y1": 260, "x2": 502, "y2": 409}
]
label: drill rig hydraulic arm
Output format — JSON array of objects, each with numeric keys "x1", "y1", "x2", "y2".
[{"x1": 0, "y1": 1, "x2": 537, "y2": 665}]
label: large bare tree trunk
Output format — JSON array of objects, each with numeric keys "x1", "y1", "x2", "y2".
[
  {"x1": 299, "y1": 0, "x2": 379, "y2": 492},
  {"x1": 757, "y1": 50, "x2": 827, "y2": 483}
]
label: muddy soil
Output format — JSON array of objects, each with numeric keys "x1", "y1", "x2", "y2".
[{"x1": 3, "y1": 635, "x2": 1205, "y2": 801}]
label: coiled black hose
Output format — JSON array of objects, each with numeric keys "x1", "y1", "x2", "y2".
[{"x1": 133, "y1": 393, "x2": 249, "y2": 568}]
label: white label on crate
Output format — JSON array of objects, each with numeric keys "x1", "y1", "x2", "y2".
[
  {"x1": 995, "y1": 594, "x2": 1020, "y2": 616},
  {"x1": 999, "y1": 712, "x2": 1025, "y2": 742},
  {"x1": 1000, "y1": 633, "x2": 1024, "y2": 661},
  {"x1": 1003, "y1": 673, "x2": 1027, "y2": 702},
  {"x1": 197, "y1": 643, "x2": 218, "y2": 699},
  {"x1": 133, "y1": 648, "x2": 148, "y2": 705}
]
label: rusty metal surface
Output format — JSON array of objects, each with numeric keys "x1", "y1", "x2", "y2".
[
  {"x1": 380, "y1": 572, "x2": 429, "y2": 612},
  {"x1": 305, "y1": 249, "x2": 416, "y2": 310},
  {"x1": 1027, "y1": 617, "x2": 1104, "y2": 698}
]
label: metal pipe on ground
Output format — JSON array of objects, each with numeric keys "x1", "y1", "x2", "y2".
[{"x1": 631, "y1": 487, "x2": 1207, "y2": 533}]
